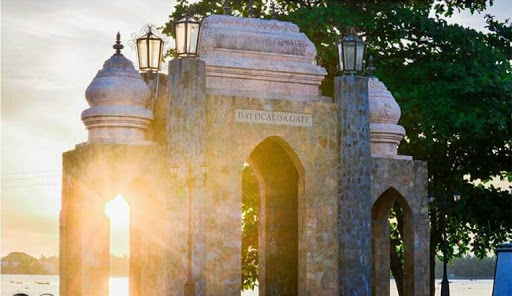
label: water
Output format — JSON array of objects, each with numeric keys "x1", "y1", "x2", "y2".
[
  {"x1": 1, "y1": 275, "x2": 494, "y2": 296},
  {"x1": 1, "y1": 275, "x2": 126, "y2": 296}
]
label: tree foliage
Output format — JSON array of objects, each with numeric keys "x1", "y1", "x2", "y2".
[
  {"x1": 241, "y1": 164, "x2": 260, "y2": 291},
  {"x1": 163, "y1": 0, "x2": 512, "y2": 294}
]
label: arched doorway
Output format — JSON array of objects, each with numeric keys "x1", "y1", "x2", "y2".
[
  {"x1": 241, "y1": 137, "x2": 303, "y2": 296},
  {"x1": 371, "y1": 188, "x2": 414, "y2": 296},
  {"x1": 105, "y1": 194, "x2": 130, "y2": 296}
]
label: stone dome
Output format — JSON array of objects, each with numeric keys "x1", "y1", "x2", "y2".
[
  {"x1": 85, "y1": 54, "x2": 151, "y2": 107},
  {"x1": 368, "y1": 76, "x2": 411, "y2": 160},
  {"x1": 81, "y1": 33, "x2": 153, "y2": 145},
  {"x1": 368, "y1": 78, "x2": 401, "y2": 125}
]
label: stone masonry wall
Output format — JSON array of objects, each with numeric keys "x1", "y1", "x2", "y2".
[
  {"x1": 166, "y1": 91, "x2": 340, "y2": 296},
  {"x1": 370, "y1": 157, "x2": 429, "y2": 296},
  {"x1": 335, "y1": 76, "x2": 372, "y2": 296}
]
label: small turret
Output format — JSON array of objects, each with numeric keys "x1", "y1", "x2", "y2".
[
  {"x1": 367, "y1": 60, "x2": 411, "y2": 159},
  {"x1": 82, "y1": 33, "x2": 153, "y2": 144}
]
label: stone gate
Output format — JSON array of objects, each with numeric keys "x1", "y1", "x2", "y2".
[{"x1": 60, "y1": 14, "x2": 429, "y2": 296}]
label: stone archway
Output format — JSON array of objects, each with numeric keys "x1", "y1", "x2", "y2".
[
  {"x1": 371, "y1": 187, "x2": 415, "y2": 296},
  {"x1": 242, "y1": 136, "x2": 304, "y2": 296}
]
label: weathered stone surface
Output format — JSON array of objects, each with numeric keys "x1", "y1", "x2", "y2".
[
  {"x1": 371, "y1": 157, "x2": 429, "y2": 296},
  {"x1": 165, "y1": 58, "x2": 207, "y2": 296},
  {"x1": 143, "y1": 72, "x2": 169, "y2": 144},
  {"x1": 335, "y1": 76, "x2": 372, "y2": 296},
  {"x1": 199, "y1": 14, "x2": 326, "y2": 99},
  {"x1": 158, "y1": 85, "x2": 339, "y2": 295}
]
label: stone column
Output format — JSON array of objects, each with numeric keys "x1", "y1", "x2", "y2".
[
  {"x1": 335, "y1": 75, "x2": 372, "y2": 296},
  {"x1": 167, "y1": 58, "x2": 206, "y2": 163},
  {"x1": 167, "y1": 58, "x2": 207, "y2": 295}
]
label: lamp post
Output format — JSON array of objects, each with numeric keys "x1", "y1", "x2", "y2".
[
  {"x1": 172, "y1": 14, "x2": 203, "y2": 296},
  {"x1": 334, "y1": 26, "x2": 371, "y2": 295},
  {"x1": 135, "y1": 25, "x2": 165, "y2": 73},
  {"x1": 174, "y1": 12, "x2": 201, "y2": 58},
  {"x1": 338, "y1": 27, "x2": 367, "y2": 75},
  {"x1": 170, "y1": 160, "x2": 208, "y2": 296},
  {"x1": 133, "y1": 25, "x2": 165, "y2": 109},
  {"x1": 430, "y1": 191, "x2": 460, "y2": 296}
]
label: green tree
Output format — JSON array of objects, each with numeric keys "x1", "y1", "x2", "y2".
[
  {"x1": 1, "y1": 252, "x2": 39, "y2": 274},
  {"x1": 163, "y1": 1, "x2": 512, "y2": 294},
  {"x1": 241, "y1": 164, "x2": 260, "y2": 291}
]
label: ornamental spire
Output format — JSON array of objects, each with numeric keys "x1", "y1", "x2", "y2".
[
  {"x1": 366, "y1": 55, "x2": 376, "y2": 76},
  {"x1": 113, "y1": 32, "x2": 124, "y2": 55},
  {"x1": 249, "y1": 0, "x2": 254, "y2": 17},
  {"x1": 223, "y1": 0, "x2": 231, "y2": 15}
]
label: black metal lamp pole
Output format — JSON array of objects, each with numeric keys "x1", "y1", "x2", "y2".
[{"x1": 440, "y1": 195, "x2": 450, "y2": 296}]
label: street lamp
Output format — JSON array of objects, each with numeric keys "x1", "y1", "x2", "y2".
[
  {"x1": 338, "y1": 27, "x2": 367, "y2": 75},
  {"x1": 170, "y1": 159, "x2": 208, "y2": 296},
  {"x1": 428, "y1": 192, "x2": 452, "y2": 296},
  {"x1": 174, "y1": 12, "x2": 201, "y2": 58},
  {"x1": 136, "y1": 25, "x2": 165, "y2": 73}
]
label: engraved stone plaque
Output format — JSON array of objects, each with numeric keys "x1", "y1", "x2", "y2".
[{"x1": 235, "y1": 109, "x2": 312, "y2": 127}]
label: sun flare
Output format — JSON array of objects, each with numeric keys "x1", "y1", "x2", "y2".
[
  {"x1": 105, "y1": 194, "x2": 130, "y2": 223},
  {"x1": 105, "y1": 194, "x2": 130, "y2": 257}
]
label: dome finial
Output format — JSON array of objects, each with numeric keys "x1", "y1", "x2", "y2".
[
  {"x1": 270, "y1": 1, "x2": 276, "y2": 19},
  {"x1": 113, "y1": 32, "x2": 124, "y2": 55},
  {"x1": 249, "y1": 0, "x2": 254, "y2": 17},
  {"x1": 223, "y1": 0, "x2": 231, "y2": 15},
  {"x1": 366, "y1": 55, "x2": 376, "y2": 76}
]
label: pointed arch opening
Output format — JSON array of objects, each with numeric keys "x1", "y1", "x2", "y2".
[
  {"x1": 104, "y1": 194, "x2": 130, "y2": 296},
  {"x1": 371, "y1": 187, "x2": 415, "y2": 296},
  {"x1": 241, "y1": 136, "x2": 304, "y2": 296}
]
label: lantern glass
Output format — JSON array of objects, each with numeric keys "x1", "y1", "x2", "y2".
[
  {"x1": 356, "y1": 41, "x2": 365, "y2": 72},
  {"x1": 149, "y1": 38, "x2": 162, "y2": 69},
  {"x1": 136, "y1": 29, "x2": 164, "y2": 72},
  {"x1": 175, "y1": 21, "x2": 186, "y2": 55},
  {"x1": 187, "y1": 22, "x2": 200, "y2": 54},
  {"x1": 343, "y1": 41, "x2": 356, "y2": 72},
  {"x1": 137, "y1": 38, "x2": 149, "y2": 69},
  {"x1": 174, "y1": 15, "x2": 201, "y2": 58},
  {"x1": 338, "y1": 30, "x2": 366, "y2": 75}
]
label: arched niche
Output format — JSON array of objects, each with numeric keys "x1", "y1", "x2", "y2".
[
  {"x1": 242, "y1": 136, "x2": 305, "y2": 296},
  {"x1": 371, "y1": 187, "x2": 415, "y2": 296}
]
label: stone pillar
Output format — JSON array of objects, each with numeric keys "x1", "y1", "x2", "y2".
[
  {"x1": 167, "y1": 58, "x2": 206, "y2": 162},
  {"x1": 335, "y1": 75, "x2": 372, "y2": 296},
  {"x1": 166, "y1": 58, "x2": 207, "y2": 295}
]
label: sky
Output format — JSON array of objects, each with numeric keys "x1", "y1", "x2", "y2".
[{"x1": 1, "y1": 0, "x2": 512, "y2": 258}]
